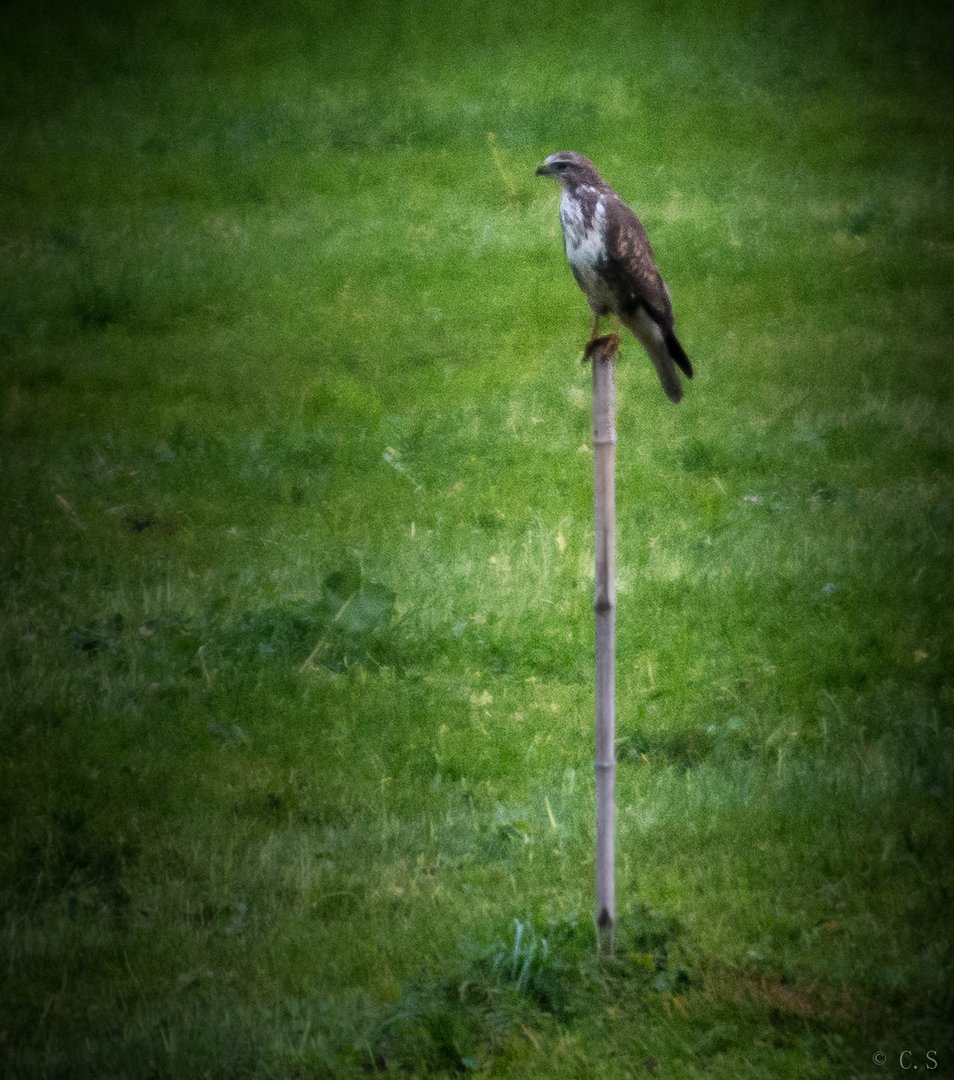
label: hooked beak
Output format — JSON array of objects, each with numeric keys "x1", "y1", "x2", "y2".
[{"x1": 535, "y1": 163, "x2": 551, "y2": 177}]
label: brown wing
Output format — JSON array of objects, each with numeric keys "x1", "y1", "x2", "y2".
[{"x1": 599, "y1": 194, "x2": 674, "y2": 330}]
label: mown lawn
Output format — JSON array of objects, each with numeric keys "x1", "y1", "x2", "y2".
[{"x1": 1, "y1": 0, "x2": 953, "y2": 1076}]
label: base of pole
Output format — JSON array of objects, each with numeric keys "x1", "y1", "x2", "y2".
[{"x1": 596, "y1": 907, "x2": 616, "y2": 954}]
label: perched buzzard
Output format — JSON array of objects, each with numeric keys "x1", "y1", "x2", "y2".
[{"x1": 536, "y1": 151, "x2": 692, "y2": 403}]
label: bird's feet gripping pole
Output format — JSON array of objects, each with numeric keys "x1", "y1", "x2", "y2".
[{"x1": 583, "y1": 332, "x2": 620, "y2": 364}]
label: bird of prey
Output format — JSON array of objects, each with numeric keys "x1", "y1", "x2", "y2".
[{"x1": 536, "y1": 151, "x2": 692, "y2": 403}]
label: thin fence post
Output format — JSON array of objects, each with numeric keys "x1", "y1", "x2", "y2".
[{"x1": 591, "y1": 335, "x2": 618, "y2": 947}]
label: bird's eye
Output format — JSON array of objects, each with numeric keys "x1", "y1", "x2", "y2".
[{"x1": 553, "y1": 161, "x2": 567, "y2": 170}]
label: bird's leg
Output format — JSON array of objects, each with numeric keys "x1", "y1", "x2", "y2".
[
  {"x1": 582, "y1": 313, "x2": 602, "y2": 362},
  {"x1": 583, "y1": 313, "x2": 620, "y2": 362}
]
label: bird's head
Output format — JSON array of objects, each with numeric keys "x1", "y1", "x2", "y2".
[{"x1": 535, "y1": 151, "x2": 603, "y2": 187}]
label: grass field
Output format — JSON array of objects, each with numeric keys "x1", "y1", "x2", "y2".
[{"x1": 2, "y1": 0, "x2": 954, "y2": 1076}]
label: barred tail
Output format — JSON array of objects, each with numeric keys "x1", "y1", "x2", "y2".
[
  {"x1": 648, "y1": 344, "x2": 684, "y2": 404},
  {"x1": 665, "y1": 331, "x2": 693, "y2": 379},
  {"x1": 624, "y1": 309, "x2": 689, "y2": 404}
]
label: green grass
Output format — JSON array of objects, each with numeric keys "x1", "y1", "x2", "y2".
[{"x1": 2, "y1": 0, "x2": 953, "y2": 1075}]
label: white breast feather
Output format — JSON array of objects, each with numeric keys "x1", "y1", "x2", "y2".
[{"x1": 559, "y1": 190, "x2": 612, "y2": 311}]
